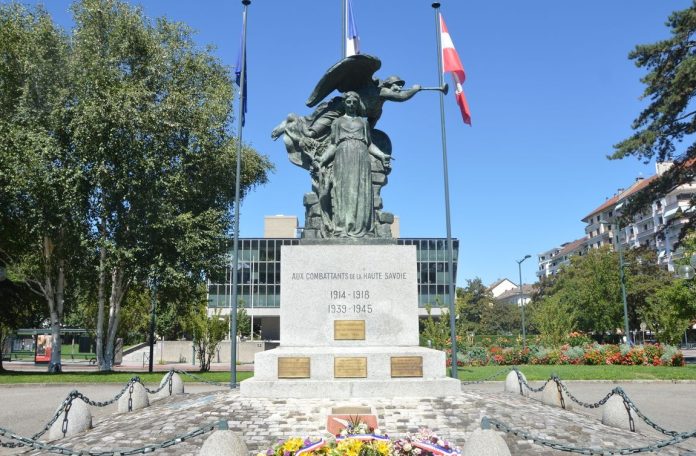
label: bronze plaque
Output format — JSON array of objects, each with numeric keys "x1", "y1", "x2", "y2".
[
  {"x1": 391, "y1": 356, "x2": 423, "y2": 378},
  {"x1": 334, "y1": 357, "x2": 368, "y2": 378},
  {"x1": 278, "y1": 357, "x2": 310, "y2": 378},
  {"x1": 334, "y1": 320, "x2": 366, "y2": 340}
]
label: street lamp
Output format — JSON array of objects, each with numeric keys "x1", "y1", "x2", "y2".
[
  {"x1": 612, "y1": 204, "x2": 632, "y2": 345},
  {"x1": 517, "y1": 254, "x2": 531, "y2": 349}
]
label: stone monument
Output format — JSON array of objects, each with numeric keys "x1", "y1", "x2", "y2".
[{"x1": 240, "y1": 55, "x2": 457, "y2": 398}]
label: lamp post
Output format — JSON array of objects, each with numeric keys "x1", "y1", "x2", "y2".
[
  {"x1": 148, "y1": 277, "x2": 157, "y2": 373},
  {"x1": 517, "y1": 254, "x2": 531, "y2": 349},
  {"x1": 612, "y1": 213, "x2": 632, "y2": 346}
]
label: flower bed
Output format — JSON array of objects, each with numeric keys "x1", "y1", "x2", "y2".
[
  {"x1": 455, "y1": 343, "x2": 684, "y2": 367},
  {"x1": 261, "y1": 422, "x2": 460, "y2": 456}
]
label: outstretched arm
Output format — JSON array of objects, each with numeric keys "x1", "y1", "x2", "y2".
[
  {"x1": 368, "y1": 143, "x2": 392, "y2": 166},
  {"x1": 380, "y1": 84, "x2": 422, "y2": 102}
]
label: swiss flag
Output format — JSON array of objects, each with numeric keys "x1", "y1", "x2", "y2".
[{"x1": 440, "y1": 13, "x2": 471, "y2": 125}]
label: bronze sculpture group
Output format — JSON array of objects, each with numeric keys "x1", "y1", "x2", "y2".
[{"x1": 272, "y1": 54, "x2": 433, "y2": 239}]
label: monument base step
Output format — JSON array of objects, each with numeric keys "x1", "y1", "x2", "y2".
[
  {"x1": 240, "y1": 377, "x2": 461, "y2": 398},
  {"x1": 241, "y1": 346, "x2": 460, "y2": 398}
]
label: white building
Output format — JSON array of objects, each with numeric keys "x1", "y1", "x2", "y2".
[
  {"x1": 489, "y1": 278, "x2": 533, "y2": 306},
  {"x1": 537, "y1": 162, "x2": 694, "y2": 277},
  {"x1": 581, "y1": 162, "x2": 695, "y2": 271},
  {"x1": 537, "y1": 237, "x2": 587, "y2": 278}
]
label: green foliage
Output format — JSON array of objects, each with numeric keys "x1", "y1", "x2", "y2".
[
  {"x1": 420, "y1": 305, "x2": 450, "y2": 350},
  {"x1": 188, "y1": 304, "x2": 229, "y2": 372},
  {"x1": 0, "y1": 0, "x2": 273, "y2": 371},
  {"x1": 236, "y1": 306, "x2": 251, "y2": 338},
  {"x1": 642, "y1": 279, "x2": 695, "y2": 344},
  {"x1": 611, "y1": 3, "x2": 696, "y2": 233},
  {"x1": 529, "y1": 287, "x2": 577, "y2": 346}
]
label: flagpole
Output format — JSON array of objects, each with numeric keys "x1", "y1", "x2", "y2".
[
  {"x1": 341, "y1": 0, "x2": 346, "y2": 58},
  {"x1": 432, "y1": 2, "x2": 458, "y2": 380},
  {"x1": 230, "y1": 0, "x2": 250, "y2": 389}
]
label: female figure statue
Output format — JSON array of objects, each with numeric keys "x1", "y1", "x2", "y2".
[{"x1": 315, "y1": 91, "x2": 392, "y2": 238}]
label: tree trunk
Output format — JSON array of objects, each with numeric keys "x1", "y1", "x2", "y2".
[
  {"x1": 44, "y1": 236, "x2": 64, "y2": 373},
  {"x1": 0, "y1": 326, "x2": 5, "y2": 372},
  {"x1": 95, "y1": 234, "x2": 106, "y2": 370},
  {"x1": 102, "y1": 267, "x2": 128, "y2": 371}
]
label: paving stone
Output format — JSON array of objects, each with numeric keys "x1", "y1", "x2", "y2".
[{"x1": 9, "y1": 386, "x2": 696, "y2": 456}]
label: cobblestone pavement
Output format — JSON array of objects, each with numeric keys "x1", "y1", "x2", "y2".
[{"x1": 2, "y1": 382, "x2": 696, "y2": 456}]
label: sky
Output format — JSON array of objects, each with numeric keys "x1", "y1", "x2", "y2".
[{"x1": 15, "y1": 0, "x2": 693, "y2": 287}]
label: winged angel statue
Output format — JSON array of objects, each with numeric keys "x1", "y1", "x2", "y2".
[{"x1": 272, "y1": 54, "x2": 433, "y2": 239}]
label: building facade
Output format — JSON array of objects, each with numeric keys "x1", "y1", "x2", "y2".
[
  {"x1": 537, "y1": 161, "x2": 695, "y2": 277},
  {"x1": 207, "y1": 236, "x2": 459, "y2": 340}
]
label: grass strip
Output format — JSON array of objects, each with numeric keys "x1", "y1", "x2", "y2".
[
  {"x1": 0, "y1": 370, "x2": 253, "y2": 384},
  {"x1": 458, "y1": 364, "x2": 696, "y2": 382}
]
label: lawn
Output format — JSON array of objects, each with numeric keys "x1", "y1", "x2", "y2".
[
  {"x1": 1, "y1": 365, "x2": 695, "y2": 384},
  {"x1": 458, "y1": 364, "x2": 696, "y2": 382},
  {"x1": 0, "y1": 369, "x2": 253, "y2": 384}
]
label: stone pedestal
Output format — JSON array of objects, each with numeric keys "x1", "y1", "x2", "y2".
[{"x1": 240, "y1": 244, "x2": 460, "y2": 398}]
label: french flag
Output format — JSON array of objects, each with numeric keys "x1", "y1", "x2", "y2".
[
  {"x1": 345, "y1": 0, "x2": 360, "y2": 56},
  {"x1": 440, "y1": 13, "x2": 471, "y2": 126}
]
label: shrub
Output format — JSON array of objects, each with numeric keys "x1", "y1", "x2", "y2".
[{"x1": 565, "y1": 331, "x2": 592, "y2": 347}]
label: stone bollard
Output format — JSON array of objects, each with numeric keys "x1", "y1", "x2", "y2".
[
  {"x1": 117, "y1": 381, "x2": 149, "y2": 413},
  {"x1": 153, "y1": 371, "x2": 184, "y2": 401},
  {"x1": 601, "y1": 393, "x2": 634, "y2": 431},
  {"x1": 541, "y1": 379, "x2": 572, "y2": 410},
  {"x1": 463, "y1": 426, "x2": 511, "y2": 456},
  {"x1": 48, "y1": 395, "x2": 92, "y2": 440},
  {"x1": 198, "y1": 422, "x2": 247, "y2": 456},
  {"x1": 503, "y1": 370, "x2": 528, "y2": 396}
]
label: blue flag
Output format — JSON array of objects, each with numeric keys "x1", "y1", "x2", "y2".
[{"x1": 235, "y1": 36, "x2": 247, "y2": 127}]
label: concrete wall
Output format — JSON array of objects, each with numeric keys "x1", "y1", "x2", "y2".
[{"x1": 122, "y1": 339, "x2": 267, "y2": 366}]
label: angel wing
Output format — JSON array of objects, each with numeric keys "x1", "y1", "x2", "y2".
[{"x1": 305, "y1": 54, "x2": 381, "y2": 108}]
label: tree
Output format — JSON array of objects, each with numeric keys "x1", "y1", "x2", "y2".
[
  {"x1": 529, "y1": 295, "x2": 578, "y2": 347},
  {"x1": 456, "y1": 278, "x2": 494, "y2": 333},
  {"x1": 611, "y1": 3, "x2": 696, "y2": 235},
  {"x1": 479, "y1": 300, "x2": 521, "y2": 336},
  {"x1": 1, "y1": 1, "x2": 273, "y2": 372},
  {"x1": 541, "y1": 247, "x2": 622, "y2": 340},
  {"x1": 641, "y1": 279, "x2": 695, "y2": 344},
  {"x1": 0, "y1": 4, "x2": 87, "y2": 372},
  {"x1": 188, "y1": 305, "x2": 228, "y2": 372}
]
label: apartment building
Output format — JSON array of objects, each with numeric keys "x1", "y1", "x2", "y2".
[
  {"x1": 537, "y1": 161, "x2": 695, "y2": 278},
  {"x1": 537, "y1": 238, "x2": 587, "y2": 278}
]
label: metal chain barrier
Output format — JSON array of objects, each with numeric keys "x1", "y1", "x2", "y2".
[
  {"x1": 552, "y1": 378, "x2": 679, "y2": 436},
  {"x1": 0, "y1": 420, "x2": 224, "y2": 455},
  {"x1": 460, "y1": 366, "x2": 513, "y2": 385},
  {"x1": 142, "y1": 370, "x2": 174, "y2": 394},
  {"x1": 555, "y1": 379, "x2": 616, "y2": 409},
  {"x1": 1, "y1": 377, "x2": 142, "y2": 449},
  {"x1": 127, "y1": 381, "x2": 135, "y2": 412},
  {"x1": 173, "y1": 369, "x2": 229, "y2": 386},
  {"x1": 484, "y1": 416, "x2": 696, "y2": 455},
  {"x1": 515, "y1": 368, "x2": 552, "y2": 393},
  {"x1": 622, "y1": 395, "x2": 636, "y2": 433},
  {"x1": 553, "y1": 377, "x2": 567, "y2": 409},
  {"x1": 613, "y1": 387, "x2": 680, "y2": 437}
]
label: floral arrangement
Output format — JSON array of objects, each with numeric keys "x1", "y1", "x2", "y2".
[
  {"x1": 259, "y1": 422, "x2": 461, "y2": 456},
  {"x1": 456, "y1": 342, "x2": 684, "y2": 367}
]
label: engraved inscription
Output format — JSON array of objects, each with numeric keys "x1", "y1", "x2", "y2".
[
  {"x1": 391, "y1": 356, "x2": 423, "y2": 378},
  {"x1": 334, "y1": 320, "x2": 366, "y2": 340},
  {"x1": 278, "y1": 357, "x2": 310, "y2": 378},
  {"x1": 335, "y1": 357, "x2": 368, "y2": 378}
]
